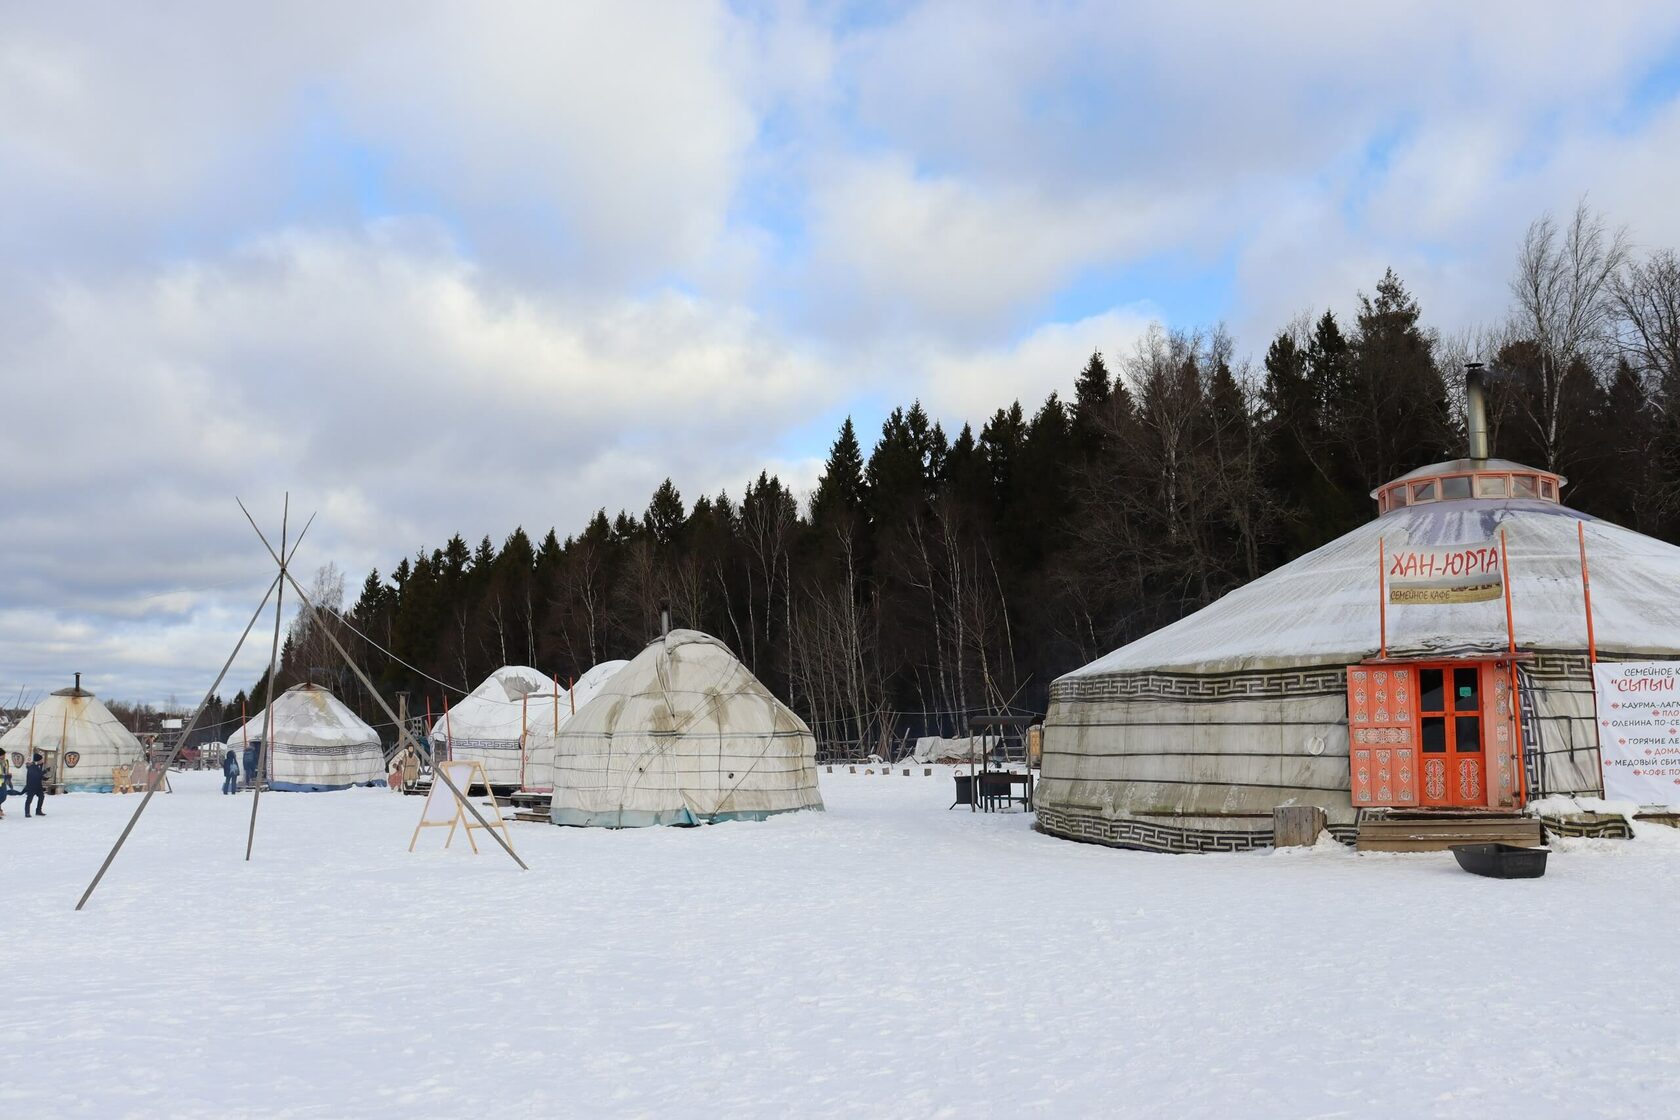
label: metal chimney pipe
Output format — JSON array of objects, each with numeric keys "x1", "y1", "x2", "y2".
[
  {"x1": 74, "y1": 671, "x2": 81, "y2": 692},
  {"x1": 1465, "y1": 362, "x2": 1490, "y2": 461},
  {"x1": 659, "y1": 602, "x2": 671, "y2": 638}
]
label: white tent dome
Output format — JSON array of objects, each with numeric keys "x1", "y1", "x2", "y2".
[
  {"x1": 0, "y1": 684, "x2": 144, "y2": 792},
  {"x1": 233, "y1": 683, "x2": 385, "y2": 791},
  {"x1": 519, "y1": 659, "x2": 629, "y2": 792},
  {"x1": 1038, "y1": 460, "x2": 1680, "y2": 853},
  {"x1": 430, "y1": 665, "x2": 554, "y2": 787},
  {"x1": 546, "y1": 630, "x2": 823, "y2": 827}
]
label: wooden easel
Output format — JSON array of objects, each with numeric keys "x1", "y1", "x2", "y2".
[{"x1": 409, "y1": 759, "x2": 516, "y2": 856}]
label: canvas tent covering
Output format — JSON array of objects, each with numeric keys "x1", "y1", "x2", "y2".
[
  {"x1": 518, "y1": 659, "x2": 630, "y2": 792},
  {"x1": 545, "y1": 630, "x2": 823, "y2": 827},
  {"x1": 234, "y1": 683, "x2": 385, "y2": 791},
  {"x1": 429, "y1": 665, "x2": 553, "y2": 787},
  {"x1": 1037, "y1": 456, "x2": 1680, "y2": 853},
  {"x1": 0, "y1": 684, "x2": 144, "y2": 792}
]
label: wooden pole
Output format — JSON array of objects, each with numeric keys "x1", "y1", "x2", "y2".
[
  {"x1": 1577, "y1": 521, "x2": 1598, "y2": 664},
  {"x1": 1498, "y1": 526, "x2": 1529, "y2": 804},
  {"x1": 519, "y1": 692, "x2": 529, "y2": 789},
  {"x1": 246, "y1": 494, "x2": 288, "y2": 862},
  {"x1": 1499, "y1": 527, "x2": 1516, "y2": 654},
  {"x1": 75, "y1": 571, "x2": 284, "y2": 910},
  {"x1": 553, "y1": 675, "x2": 559, "y2": 733},
  {"x1": 1579, "y1": 520, "x2": 1605, "y2": 796},
  {"x1": 1378, "y1": 535, "x2": 1388, "y2": 659},
  {"x1": 235, "y1": 508, "x2": 527, "y2": 871},
  {"x1": 443, "y1": 695, "x2": 453, "y2": 762}
]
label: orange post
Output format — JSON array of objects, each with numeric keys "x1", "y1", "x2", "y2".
[
  {"x1": 1578, "y1": 521, "x2": 1598, "y2": 663},
  {"x1": 1498, "y1": 528, "x2": 1516, "y2": 655},
  {"x1": 1499, "y1": 527, "x2": 1528, "y2": 804},
  {"x1": 1377, "y1": 536, "x2": 1388, "y2": 659},
  {"x1": 443, "y1": 695, "x2": 453, "y2": 762}
]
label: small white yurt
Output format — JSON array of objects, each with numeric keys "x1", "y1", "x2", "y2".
[
  {"x1": 429, "y1": 665, "x2": 553, "y2": 788},
  {"x1": 519, "y1": 659, "x2": 630, "y2": 793},
  {"x1": 547, "y1": 630, "x2": 823, "y2": 827},
  {"x1": 0, "y1": 676, "x2": 144, "y2": 792},
  {"x1": 234, "y1": 683, "x2": 386, "y2": 791}
]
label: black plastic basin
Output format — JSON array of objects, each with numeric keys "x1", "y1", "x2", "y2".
[{"x1": 1451, "y1": 843, "x2": 1549, "y2": 879}]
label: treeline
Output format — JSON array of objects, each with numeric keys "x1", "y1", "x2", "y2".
[{"x1": 238, "y1": 203, "x2": 1680, "y2": 754}]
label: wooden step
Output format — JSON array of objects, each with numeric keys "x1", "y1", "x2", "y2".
[{"x1": 1356, "y1": 812, "x2": 1543, "y2": 852}]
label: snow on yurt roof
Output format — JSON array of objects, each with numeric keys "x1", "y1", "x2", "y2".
[
  {"x1": 233, "y1": 683, "x2": 377, "y2": 747},
  {"x1": 0, "y1": 684, "x2": 146, "y2": 756},
  {"x1": 1064, "y1": 497, "x2": 1680, "y2": 680},
  {"x1": 566, "y1": 630, "x2": 811, "y2": 738},
  {"x1": 468, "y1": 665, "x2": 552, "y2": 703}
]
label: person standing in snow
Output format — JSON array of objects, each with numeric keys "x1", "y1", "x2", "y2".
[
  {"x1": 221, "y1": 744, "x2": 240, "y2": 794},
  {"x1": 0, "y1": 752, "x2": 13, "y2": 818},
  {"x1": 23, "y1": 752, "x2": 47, "y2": 818}
]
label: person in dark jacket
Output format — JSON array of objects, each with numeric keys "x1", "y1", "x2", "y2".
[
  {"x1": 221, "y1": 745, "x2": 240, "y2": 794},
  {"x1": 24, "y1": 752, "x2": 46, "y2": 818}
]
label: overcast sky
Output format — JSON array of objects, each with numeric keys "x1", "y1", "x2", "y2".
[{"x1": 5, "y1": 2, "x2": 1680, "y2": 705}]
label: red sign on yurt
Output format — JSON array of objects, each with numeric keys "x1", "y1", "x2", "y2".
[
  {"x1": 1386, "y1": 541, "x2": 1503, "y2": 604},
  {"x1": 1346, "y1": 666, "x2": 1419, "y2": 807}
]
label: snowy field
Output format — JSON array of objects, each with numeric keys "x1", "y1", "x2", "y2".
[{"x1": 2, "y1": 769, "x2": 1679, "y2": 1119}]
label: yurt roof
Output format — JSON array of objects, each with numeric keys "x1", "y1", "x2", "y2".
[
  {"x1": 233, "y1": 683, "x2": 377, "y2": 747},
  {"x1": 564, "y1": 630, "x2": 810, "y2": 738},
  {"x1": 1063, "y1": 496, "x2": 1680, "y2": 680},
  {"x1": 468, "y1": 665, "x2": 552, "y2": 703},
  {"x1": 434, "y1": 661, "x2": 630, "y2": 741},
  {"x1": 0, "y1": 686, "x2": 146, "y2": 754}
]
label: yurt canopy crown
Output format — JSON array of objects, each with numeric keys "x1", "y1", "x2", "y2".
[{"x1": 1371, "y1": 362, "x2": 1565, "y2": 516}]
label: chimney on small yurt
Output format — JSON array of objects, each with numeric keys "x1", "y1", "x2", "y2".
[
  {"x1": 1465, "y1": 361, "x2": 1490, "y2": 462},
  {"x1": 659, "y1": 602, "x2": 671, "y2": 638},
  {"x1": 74, "y1": 671, "x2": 81, "y2": 692}
]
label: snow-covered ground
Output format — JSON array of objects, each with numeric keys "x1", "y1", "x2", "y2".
[{"x1": 2, "y1": 768, "x2": 1678, "y2": 1118}]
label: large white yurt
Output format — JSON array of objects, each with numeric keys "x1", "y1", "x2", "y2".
[
  {"x1": 519, "y1": 659, "x2": 629, "y2": 793},
  {"x1": 546, "y1": 630, "x2": 823, "y2": 827},
  {"x1": 234, "y1": 683, "x2": 386, "y2": 791},
  {"x1": 1037, "y1": 379, "x2": 1680, "y2": 853},
  {"x1": 429, "y1": 665, "x2": 553, "y2": 789},
  {"x1": 0, "y1": 677, "x2": 144, "y2": 792}
]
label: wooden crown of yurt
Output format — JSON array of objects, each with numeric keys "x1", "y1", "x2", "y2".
[{"x1": 1036, "y1": 364, "x2": 1680, "y2": 854}]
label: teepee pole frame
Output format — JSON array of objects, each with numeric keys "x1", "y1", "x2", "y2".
[
  {"x1": 246, "y1": 494, "x2": 289, "y2": 861},
  {"x1": 237, "y1": 508, "x2": 528, "y2": 871},
  {"x1": 74, "y1": 555, "x2": 301, "y2": 910}
]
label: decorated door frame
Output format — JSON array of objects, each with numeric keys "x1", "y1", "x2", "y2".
[{"x1": 1348, "y1": 657, "x2": 1524, "y2": 811}]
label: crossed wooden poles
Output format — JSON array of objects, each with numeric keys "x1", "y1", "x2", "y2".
[{"x1": 75, "y1": 499, "x2": 526, "y2": 912}]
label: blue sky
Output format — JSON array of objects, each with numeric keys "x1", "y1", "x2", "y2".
[{"x1": 4, "y1": 0, "x2": 1680, "y2": 701}]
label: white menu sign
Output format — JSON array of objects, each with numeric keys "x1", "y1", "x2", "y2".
[{"x1": 1592, "y1": 662, "x2": 1680, "y2": 807}]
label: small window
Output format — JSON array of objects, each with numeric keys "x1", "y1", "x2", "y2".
[
  {"x1": 1512, "y1": 475, "x2": 1537, "y2": 498},
  {"x1": 1476, "y1": 475, "x2": 1508, "y2": 498},
  {"x1": 1453, "y1": 667, "x2": 1479, "y2": 709},
  {"x1": 1389, "y1": 485, "x2": 1409, "y2": 507},
  {"x1": 1422, "y1": 716, "x2": 1446, "y2": 753},
  {"x1": 1441, "y1": 475, "x2": 1472, "y2": 499},
  {"x1": 1540, "y1": 478, "x2": 1556, "y2": 500},
  {"x1": 1455, "y1": 716, "x2": 1482, "y2": 754},
  {"x1": 1411, "y1": 480, "x2": 1437, "y2": 502},
  {"x1": 1420, "y1": 669, "x2": 1444, "y2": 712}
]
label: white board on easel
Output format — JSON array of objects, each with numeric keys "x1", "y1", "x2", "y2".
[{"x1": 409, "y1": 759, "x2": 518, "y2": 856}]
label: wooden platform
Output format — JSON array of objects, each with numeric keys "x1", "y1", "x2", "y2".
[
  {"x1": 1356, "y1": 810, "x2": 1543, "y2": 852},
  {"x1": 509, "y1": 789, "x2": 552, "y2": 824}
]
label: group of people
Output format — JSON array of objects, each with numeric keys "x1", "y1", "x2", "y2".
[
  {"x1": 220, "y1": 744, "x2": 255, "y2": 794},
  {"x1": 0, "y1": 751, "x2": 51, "y2": 819}
]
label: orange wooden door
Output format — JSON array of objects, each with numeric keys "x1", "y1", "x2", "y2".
[{"x1": 1416, "y1": 663, "x2": 1487, "y2": 807}]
